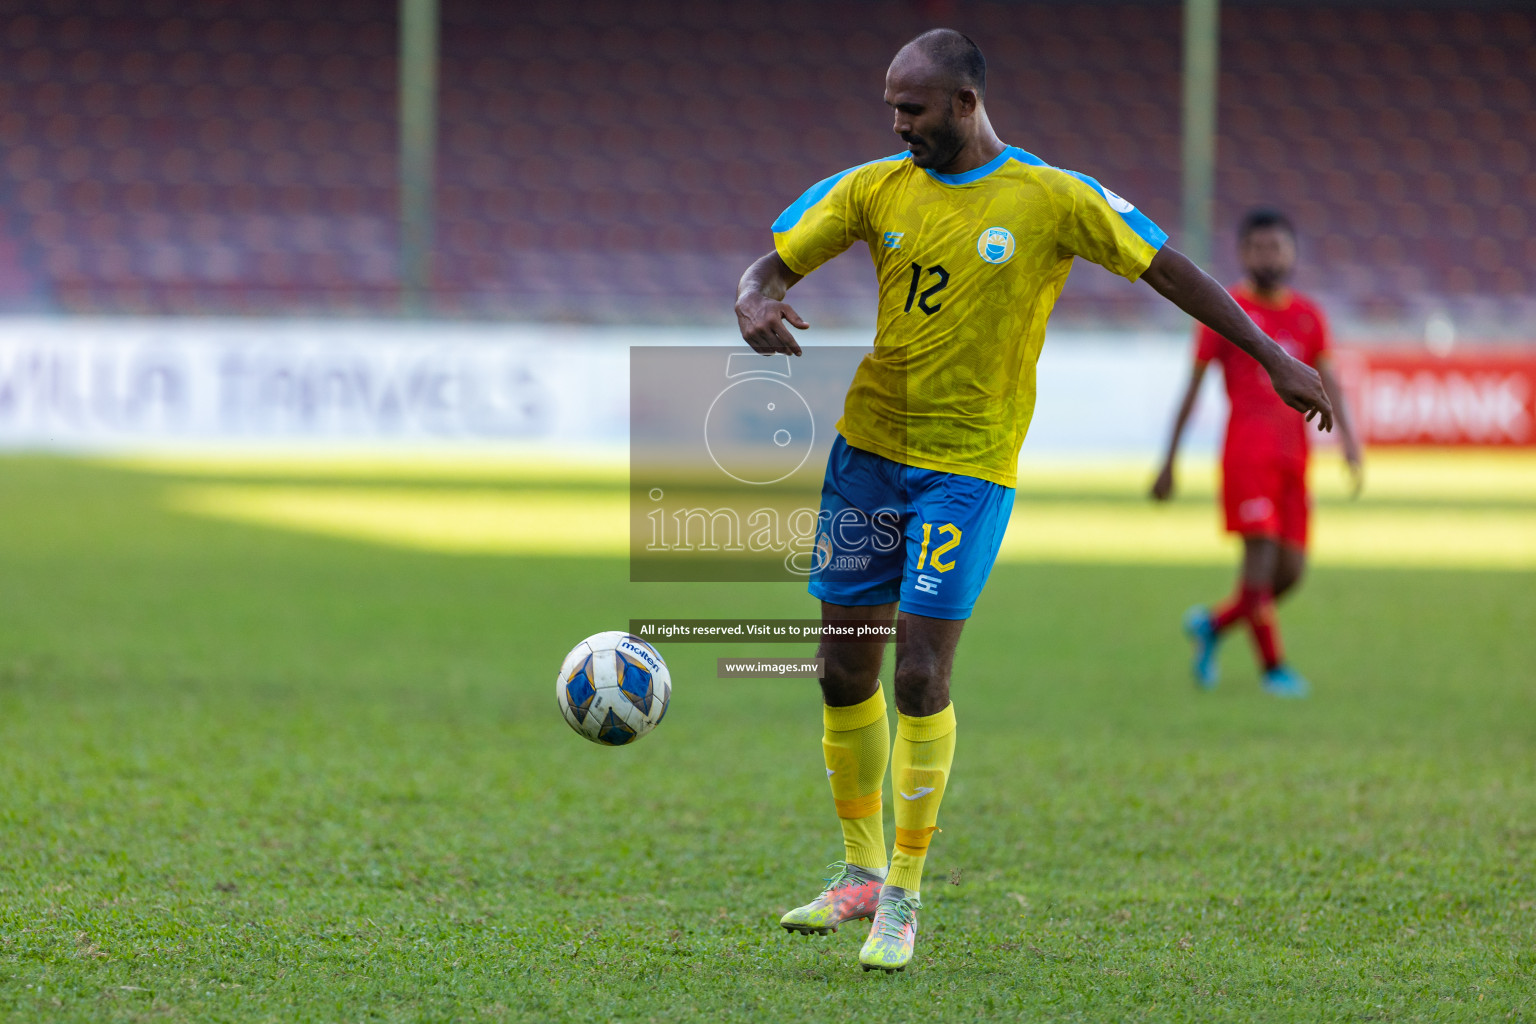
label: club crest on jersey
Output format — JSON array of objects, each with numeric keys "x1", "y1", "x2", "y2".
[{"x1": 976, "y1": 226, "x2": 1015, "y2": 265}]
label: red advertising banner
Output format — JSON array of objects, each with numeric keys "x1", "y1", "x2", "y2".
[{"x1": 1333, "y1": 350, "x2": 1536, "y2": 447}]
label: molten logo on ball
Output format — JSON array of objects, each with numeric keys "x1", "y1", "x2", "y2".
[{"x1": 556, "y1": 631, "x2": 671, "y2": 746}]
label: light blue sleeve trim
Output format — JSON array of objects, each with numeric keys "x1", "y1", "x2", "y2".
[
  {"x1": 771, "y1": 153, "x2": 908, "y2": 233},
  {"x1": 1058, "y1": 169, "x2": 1168, "y2": 250}
]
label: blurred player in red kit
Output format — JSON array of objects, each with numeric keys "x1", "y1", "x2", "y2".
[{"x1": 1151, "y1": 210, "x2": 1362, "y2": 697}]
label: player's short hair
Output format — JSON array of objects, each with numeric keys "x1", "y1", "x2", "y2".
[
  {"x1": 903, "y1": 28, "x2": 986, "y2": 100},
  {"x1": 1239, "y1": 208, "x2": 1296, "y2": 241}
]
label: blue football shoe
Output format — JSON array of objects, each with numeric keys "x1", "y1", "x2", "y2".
[
  {"x1": 1182, "y1": 605, "x2": 1220, "y2": 690},
  {"x1": 1262, "y1": 664, "x2": 1311, "y2": 698}
]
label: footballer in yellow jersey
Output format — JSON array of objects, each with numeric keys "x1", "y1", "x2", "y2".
[
  {"x1": 734, "y1": 28, "x2": 1334, "y2": 974},
  {"x1": 772, "y1": 145, "x2": 1166, "y2": 488}
]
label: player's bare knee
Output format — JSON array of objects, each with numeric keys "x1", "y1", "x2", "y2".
[
  {"x1": 1274, "y1": 562, "x2": 1306, "y2": 599},
  {"x1": 821, "y1": 657, "x2": 878, "y2": 690},
  {"x1": 891, "y1": 659, "x2": 949, "y2": 717},
  {"x1": 1241, "y1": 535, "x2": 1280, "y2": 586},
  {"x1": 1272, "y1": 545, "x2": 1306, "y2": 596},
  {"x1": 819, "y1": 646, "x2": 881, "y2": 704}
]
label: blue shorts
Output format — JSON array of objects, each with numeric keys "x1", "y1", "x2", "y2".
[{"x1": 807, "y1": 435, "x2": 1016, "y2": 620}]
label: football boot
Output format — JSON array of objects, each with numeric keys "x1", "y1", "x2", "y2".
[
  {"x1": 1262, "y1": 664, "x2": 1311, "y2": 698},
  {"x1": 1183, "y1": 605, "x2": 1220, "y2": 690},
  {"x1": 779, "y1": 861, "x2": 885, "y2": 936},
  {"x1": 859, "y1": 886, "x2": 922, "y2": 972}
]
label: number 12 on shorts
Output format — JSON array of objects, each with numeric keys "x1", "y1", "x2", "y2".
[{"x1": 916, "y1": 522, "x2": 962, "y2": 572}]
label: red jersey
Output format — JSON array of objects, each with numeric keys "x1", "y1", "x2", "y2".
[{"x1": 1196, "y1": 287, "x2": 1331, "y2": 464}]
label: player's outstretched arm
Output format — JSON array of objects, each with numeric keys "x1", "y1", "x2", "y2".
[
  {"x1": 1151, "y1": 359, "x2": 1209, "y2": 502},
  {"x1": 735, "y1": 250, "x2": 808, "y2": 356},
  {"x1": 1142, "y1": 247, "x2": 1334, "y2": 432}
]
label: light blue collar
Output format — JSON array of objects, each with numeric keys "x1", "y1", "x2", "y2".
[{"x1": 923, "y1": 146, "x2": 1019, "y2": 185}]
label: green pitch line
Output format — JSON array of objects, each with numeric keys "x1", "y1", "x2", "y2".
[{"x1": 0, "y1": 456, "x2": 1532, "y2": 1022}]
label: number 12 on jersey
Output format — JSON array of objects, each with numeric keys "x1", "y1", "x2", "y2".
[{"x1": 904, "y1": 263, "x2": 950, "y2": 315}]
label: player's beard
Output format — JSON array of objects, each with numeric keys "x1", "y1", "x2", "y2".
[
  {"x1": 1249, "y1": 266, "x2": 1289, "y2": 292},
  {"x1": 904, "y1": 116, "x2": 965, "y2": 170}
]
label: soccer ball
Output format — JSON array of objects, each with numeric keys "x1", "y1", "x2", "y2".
[{"x1": 555, "y1": 631, "x2": 671, "y2": 745}]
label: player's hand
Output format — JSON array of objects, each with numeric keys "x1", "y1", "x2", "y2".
[
  {"x1": 1344, "y1": 442, "x2": 1364, "y2": 499},
  {"x1": 1150, "y1": 463, "x2": 1175, "y2": 502},
  {"x1": 1268, "y1": 356, "x2": 1334, "y2": 433},
  {"x1": 735, "y1": 293, "x2": 807, "y2": 356}
]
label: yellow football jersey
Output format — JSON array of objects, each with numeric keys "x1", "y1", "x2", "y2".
[{"x1": 772, "y1": 146, "x2": 1166, "y2": 487}]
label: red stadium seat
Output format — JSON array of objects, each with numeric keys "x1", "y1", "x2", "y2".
[{"x1": 0, "y1": 1, "x2": 1527, "y2": 324}]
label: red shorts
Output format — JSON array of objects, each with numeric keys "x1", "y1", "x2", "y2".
[{"x1": 1222, "y1": 454, "x2": 1310, "y2": 548}]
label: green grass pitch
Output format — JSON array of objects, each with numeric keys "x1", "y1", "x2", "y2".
[{"x1": 0, "y1": 456, "x2": 1532, "y2": 1022}]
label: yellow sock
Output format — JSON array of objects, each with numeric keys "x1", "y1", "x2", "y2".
[
  {"x1": 887, "y1": 702, "x2": 957, "y2": 893},
  {"x1": 822, "y1": 686, "x2": 890, "y2": 874}
]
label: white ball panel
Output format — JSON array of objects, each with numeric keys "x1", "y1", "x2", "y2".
[{"x1": 553, "y1": 631, "x2": 672, "y2": 745}]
